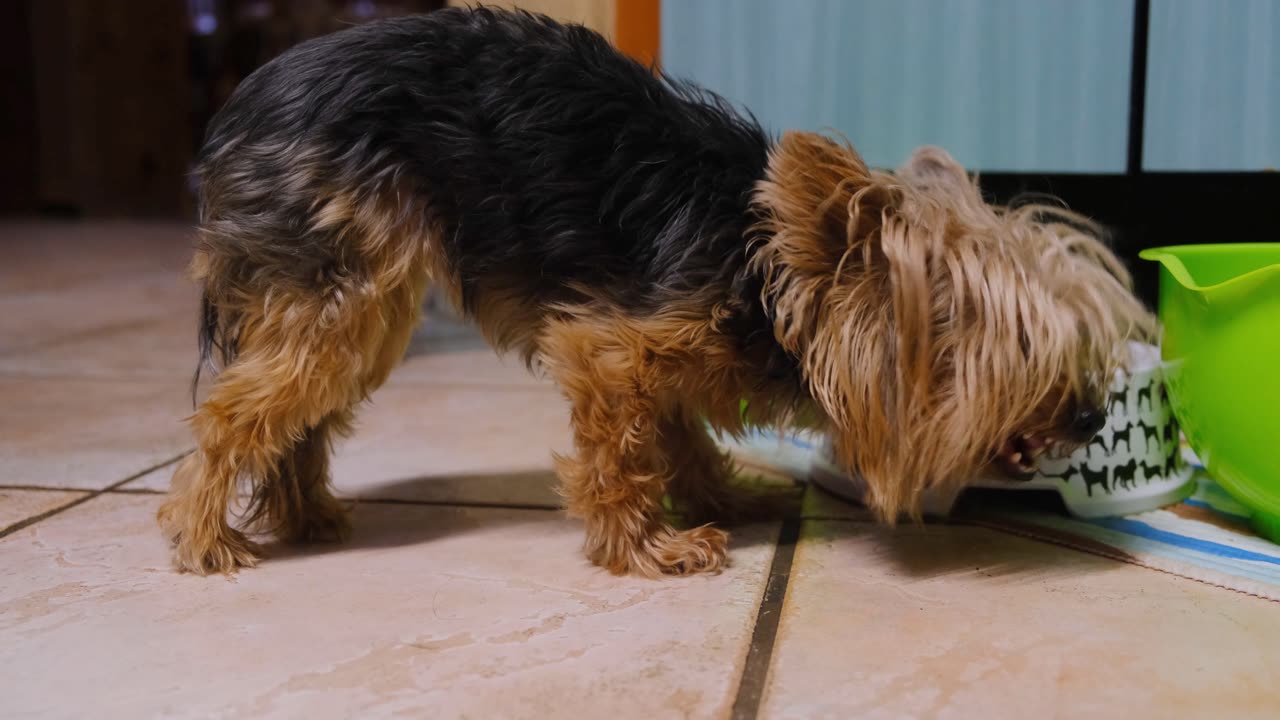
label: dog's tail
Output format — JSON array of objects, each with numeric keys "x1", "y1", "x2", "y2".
[
  {"x1": 191, "y1": 291, "x2": 215, "y2": 406},
  {"x1": 190, "y1": 288, "x2": 239, "y2": 409},
  {"x1": 191, "y1": 291, "x2": 217, "y2": 408}
]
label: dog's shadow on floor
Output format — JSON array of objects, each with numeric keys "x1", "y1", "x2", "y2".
[
  {"x1": 355, "y1": 469, "x2": 566, "y2": 511},
  {"x1": 810, "y1": 485, "x2": 1115, "y2": 583},
  {"x1": 259, "y1": 469, "x2": 793, "y2": 566},
  {"x1": 258, "y1": 470, "x2": 561, "y2": 565}
]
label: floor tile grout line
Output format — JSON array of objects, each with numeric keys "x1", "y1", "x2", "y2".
[
  {"x1": 730, "y1": 516, "x2": 802, "y2": 720},
  {"x1": 0, "y1": 484, "x2": 103, "y2": 494},
  {"x1": 0, "y1": 483, "x2": 568, "y2": 513},
  {"x1": 0, "y1": 452, "x2": 190, "y2": 539}
]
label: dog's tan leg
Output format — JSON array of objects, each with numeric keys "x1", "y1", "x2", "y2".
[
  {"x1": 662, "y1": 411, "x2": 799, "y2": 526},
  {"x1": 160, "y1": 327, "x2": 368, "y2": 573},
  {"x1": 556, "y1": 396, "x2": 730, "y2": 577},
  {"x1": 159, "y1": 450, "x2": 260, "y2": 573},
  {"x1": 158, "y1": 349, "x2": 327, "y2": 574},
  {"x1": 660, "y1": 411, "x2": 740, "y2": 524},
  {"x1": 543, "y1": 322, "x2": 728, "y2": 577},
  {"x1": 161, "y1": 248, "x2": 427, "y2": 574},
  {"x1": 253, "y1": 410, "x2": 355, "y2": 544}
]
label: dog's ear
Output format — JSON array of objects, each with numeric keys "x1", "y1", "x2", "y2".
[
  {"x1": 752, "y1": 133, "x2": 913, "y2": 508},
  {"x1": 752, "y1": 133, "x2": 964, "y2": 519},
  {"x1": 896, "y1": 146, "x2": 983, "y2": 209},
  {"x1": 753, "y1": 131, "x2": 932, "y2": 380},
  {"x1": 751, "y1": 132, "x2": 892, "y2": 353},
  {"x1": 754, "y1": 132, "x2": 875, "y2": 266},
  {"x1": 897, "y1": 146, "x2": 966, "y2": 184}
]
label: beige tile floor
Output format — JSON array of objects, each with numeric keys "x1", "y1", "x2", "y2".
[{"x1": 1, "y1": 221, "x2": 1276, "y2": 719}]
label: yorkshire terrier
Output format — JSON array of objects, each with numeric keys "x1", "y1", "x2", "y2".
[{"x1": 160, "y1": 7, "x2": 1153, "y2": 576}]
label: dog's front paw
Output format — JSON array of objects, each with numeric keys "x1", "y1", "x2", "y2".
[
  {"x1": 648, "y1": 524, "x2": 730, "y2": 576},
  {"x1": 591, "y1": 524, "x2": 730, "y2": 577}
]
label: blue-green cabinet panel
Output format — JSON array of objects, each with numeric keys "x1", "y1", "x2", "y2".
[
  {"x1": 662, "y1": 0, "x2": 1135, "y2": 172},
  {"x1": 1144, "y1": 0, "x2": 1280, "y2": 171}
]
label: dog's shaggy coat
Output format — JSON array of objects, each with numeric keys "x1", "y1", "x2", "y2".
[{"x1": 161, "y1": 8, "x2": 1152, "y2": 576}]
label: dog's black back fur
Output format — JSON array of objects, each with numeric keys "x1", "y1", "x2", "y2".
[{"x1": 200, "y1": 8, "x2": 771, "y2": 317}]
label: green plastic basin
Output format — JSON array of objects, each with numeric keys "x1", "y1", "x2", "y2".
[{"x1": 1140, "y1": 244, "x2": 1280, "y2": 543}]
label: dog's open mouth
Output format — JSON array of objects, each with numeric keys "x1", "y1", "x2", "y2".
[{"x1": 996, "y1": 434, "x2": 1059, "y2": 480}]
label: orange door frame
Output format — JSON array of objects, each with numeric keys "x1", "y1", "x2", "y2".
[{"x1": 614, "y1": 0, "x2": 660, "y2": 68}]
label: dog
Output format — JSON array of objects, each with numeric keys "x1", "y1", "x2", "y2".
[
  {"x1": 1111, "y1": 458, "x2": 1140, "y2": 491},
  {"x1": 1108, "y1": 388, "x2": 1128, "y2": 414},
  {"x1": 1087, "y1": 433, "x2": 1112, "y2": 459},
  {"x1": 159, "y1": 8, "x2": 1153, "y2": 577},
  {"x1": 1140, "y1": 423, "x2": 1161, "y2": 455},
  {"x1": 1136, "y1": 383, "x2": 1154, "y2": 414},
  {"x1": 1078, "y1": 463, "x2": 1112, "y2": 498},
  {"x1": 1163, "y1": 445, "x2": 1183, "y2": 478}
]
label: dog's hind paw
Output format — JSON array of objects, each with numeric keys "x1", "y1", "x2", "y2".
[{"x1": 170, "y1": 528, "x2": 262, "y2": 576}]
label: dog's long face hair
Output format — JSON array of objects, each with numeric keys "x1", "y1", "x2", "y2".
[{"x1": 752, "y1": 133, "x2": 1154, "y2": 520}]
